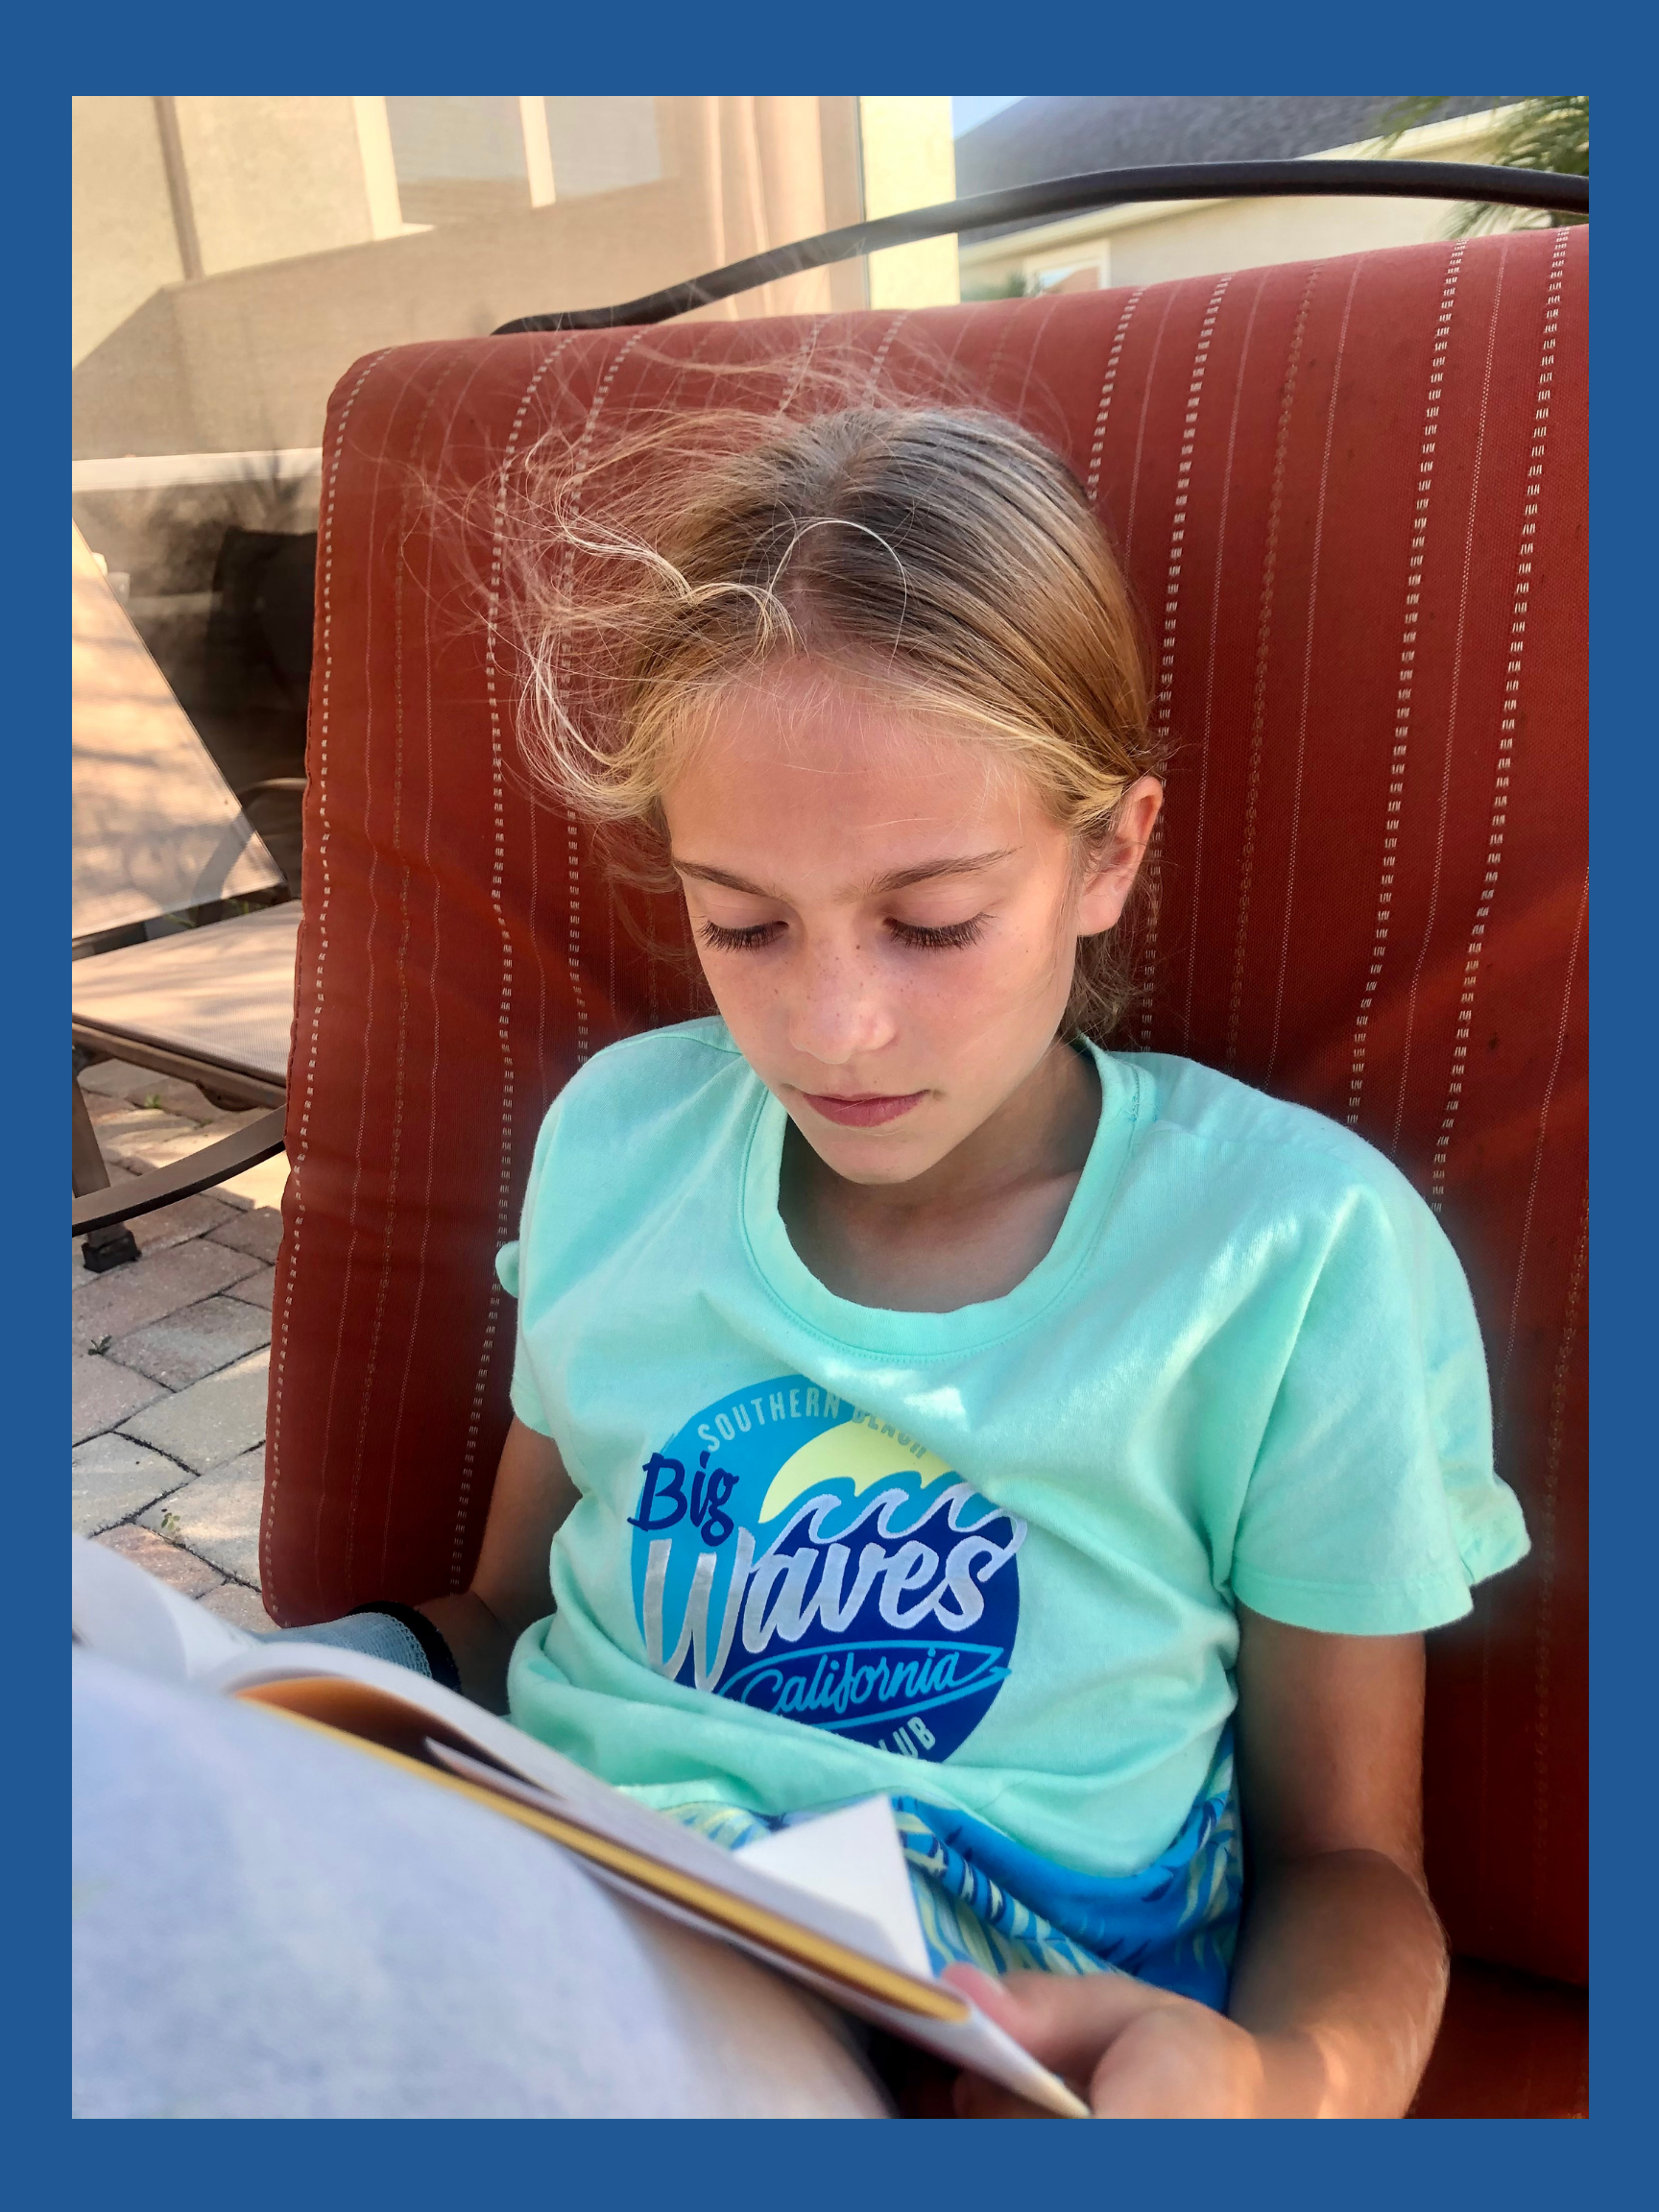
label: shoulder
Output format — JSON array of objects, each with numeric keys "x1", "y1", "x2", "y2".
[
  {"x1": 526, "y1": 1017, "x2": 756, "y2": 1171},
  {"x1": 554, "y1": 1015, "x2": 746, "y2": 1110},
  {"x1": 1115, "y1": 1050, "x2": 1443, "y2": 1260}
]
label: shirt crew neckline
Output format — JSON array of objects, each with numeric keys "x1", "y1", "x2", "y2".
[{"x1": 739, "y1": 1039, "x2": 1143, "y2": 1357}]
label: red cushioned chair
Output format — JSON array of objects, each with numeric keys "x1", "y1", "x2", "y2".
[{"x1": 261, "y1": 226, "x2": 1587, "y2": 2116}]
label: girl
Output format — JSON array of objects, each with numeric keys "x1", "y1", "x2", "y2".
[{"x1": 296, "y1": 403, "x2": 1529, "y2": 2116}]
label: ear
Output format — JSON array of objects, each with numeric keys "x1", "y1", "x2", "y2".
[{"x1": 1074, "y1": 777, "x2": 1164, "y2": 936}]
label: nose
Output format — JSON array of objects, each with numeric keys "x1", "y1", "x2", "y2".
[{"x1": 785, "y1": 931, "x2": 899, "y2": 1068}]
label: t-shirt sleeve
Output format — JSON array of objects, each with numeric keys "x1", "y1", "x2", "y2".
[
  {"x1": 495, "y1": 1104, "x2": 562, "y2": 1439},
  {"x1": 1228, "y1": 1176, "x2": 1529, "y2": 1635}
]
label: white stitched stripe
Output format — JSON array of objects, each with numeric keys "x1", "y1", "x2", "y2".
[
  {"x1": 1225, "y1": 269, "x2": 1317, "y2": 1072},
  {"x1": 1428, "y1": 228, "x2": 1572, "y2": 1209},
  {"x1": 1344, "y1": 246, "x2": 1465, "y2": 1132},
  {"x1": 1084, "y1": 290, "x2": 1144, "y2": 506},
  {"x1": 261, "y1": 348, "x2": 390, "y2": 1607},
  {"x1": 1138, "y1": 276, "x2": 1230, "y2": 1050},
  {"x1": 452, "y1": 338, "x2": 577, "y2": 1586},
  {"x1": 1389, "y1": 251, "x2": 1508, "y2": 1160},
  {"x1": 1262, "y1": 258, "x2": 1361, "y2": 1083},
  {"x1": 1181, "y1": 278, "x2": 1266, "y2": 1047}
]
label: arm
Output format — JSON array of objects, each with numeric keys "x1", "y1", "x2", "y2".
[
  {"x1": 417, "y1": 1418, "x2": 579, "y2": 1714},
  {"x1": 950, "y1": 1607, "x2": 1448, "y2": 2118}
]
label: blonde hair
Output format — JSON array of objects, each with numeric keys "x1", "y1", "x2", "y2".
[{"x1": 508, "y1": 397, "x2": 1162, "y2": 1039}]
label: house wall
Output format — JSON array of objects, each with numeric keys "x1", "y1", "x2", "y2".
[
  {"x1": 73, "y1": 94, "x2": 929, "y2": 460},
  {"x1": 859, "y1": 96, "x2": 960, "y2": 309},
  {"x1": 959, "y1": 112, "x2": 1513, "y2": 299}
]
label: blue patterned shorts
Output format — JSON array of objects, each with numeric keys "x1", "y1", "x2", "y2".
[{"x1": 664, "y1": 1727, "x2": 1240, "y2": 2009}]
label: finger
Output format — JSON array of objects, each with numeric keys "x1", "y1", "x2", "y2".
[
  {"x1": 1085, "y1": 2008, "x2": 1245, "y2": 2120},
  {"x1": 944, "y1": 1965, "x2": 1177, "y2": 2077}
]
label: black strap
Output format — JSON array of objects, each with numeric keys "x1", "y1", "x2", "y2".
[{"x1": 347, "y1": 1601, "x2": 464, "y2": 1695}]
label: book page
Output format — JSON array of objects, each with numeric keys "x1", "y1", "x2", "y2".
[
  {"x1": 736, "y1": 1797, "x2": 933, "y2": 1979},
  {"x1": 73, "y1": 1532, "x2": 257, "y2": 1681},
  {"x1": 72, "y1": 1543, "x2": 1089, "y2": 2117}
]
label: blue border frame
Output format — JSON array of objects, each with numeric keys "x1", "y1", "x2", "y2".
[{"x1": 46, "y1": 5, "x2": 1627, "y2": 2196}]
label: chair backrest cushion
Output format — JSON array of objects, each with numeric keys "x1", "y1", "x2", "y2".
[{"x1": 265, "y1": 228, "x2": 1586, "y2": 1986}]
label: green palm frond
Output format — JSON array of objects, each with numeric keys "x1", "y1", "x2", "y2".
[{"x1": 1370, "y1": 95, "x2": 1587, "y2": 235}]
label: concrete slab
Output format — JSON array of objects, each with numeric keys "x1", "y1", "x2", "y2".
[
  {"x1": 71, "y1": 1237, "x2": 261, "y2": 1354},
  {"x1": 72, "y1": 1435, "x2": 194, "y2": 1535},
  {"x1": 140, "y1": 1447, "x2": 266, "y2": 1583},
  {"x1": 94, "y1": 1522, "x2": 224, "y2": 1598},
  {"x1": 73, "y1": 1355, "x2": 167, "y2": 1446},
  {"x1": 119, "y1": 1349, "x2": 270, "y2": 1476}
]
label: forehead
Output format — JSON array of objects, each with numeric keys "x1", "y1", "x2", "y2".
[{"x1": 663, "y1": 663, "x2": 1029, "y2": 844}]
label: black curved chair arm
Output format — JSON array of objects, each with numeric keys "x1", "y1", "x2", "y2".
[
  {"x1": 493, "y1": 157, "x2": 1589, "y2": 334},
  {"x1": 72, "y1": 1108, "x2": 289, "y2": 1237}
]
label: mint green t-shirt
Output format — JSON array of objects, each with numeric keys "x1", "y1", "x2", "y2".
[{"x1": 498, "y1": 1019, "x2": 1527, "y2": 1880}]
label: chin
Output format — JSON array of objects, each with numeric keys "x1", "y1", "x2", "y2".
[{"x1": 799, "y1": 1123, "x2": 952, "y2": 1187}]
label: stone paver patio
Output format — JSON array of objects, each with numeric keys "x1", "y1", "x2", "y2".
[{"x1": 74, "y1": 1056, "x2": 286, "y2": 1631}]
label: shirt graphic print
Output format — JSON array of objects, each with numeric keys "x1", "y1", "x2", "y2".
[{"x1": 627, "y1": 1376, "x2": 1025, "y2": 1763}]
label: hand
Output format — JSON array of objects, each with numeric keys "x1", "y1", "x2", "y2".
[{"x1": 945, "y1": 1963, "x2": 1324, "y2": 2119}]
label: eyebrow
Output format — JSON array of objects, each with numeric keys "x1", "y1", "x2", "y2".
[{"x1": 670, "y1": 850, "x2": 1017, "y2": 901}]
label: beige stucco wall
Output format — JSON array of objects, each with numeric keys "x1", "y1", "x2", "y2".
[
  {"x1": 73, "y1": 99, "x2": 186, "y2": 364},
  {"x1": 73, "y1": 96, "x2": 872, "y2": 458},
  {"x1": 859, "y1": 97, "x2": 959, "y2": 309},
  {"x1": 172, "y1": 97, "x2": 381, "y2": 276}
]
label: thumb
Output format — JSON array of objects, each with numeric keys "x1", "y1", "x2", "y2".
[{"x1": 943, "y1": 1962, "x2": 1175, "y2": 2078}]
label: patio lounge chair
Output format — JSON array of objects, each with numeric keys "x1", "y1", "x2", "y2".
[
  {"x1": 72, "y1": 526, "x2": 295, "y2": 1264},
  {"x1": 250, "y1": 215, "x2": 1585, "y2": 2115}
]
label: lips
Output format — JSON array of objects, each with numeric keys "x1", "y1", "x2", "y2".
[{"x1": 799, "y1": 1090, "x2": 926, "y2": 1129}]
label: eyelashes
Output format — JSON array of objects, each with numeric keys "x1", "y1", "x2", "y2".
[
  {"x1": 698, "y1": 920, "x2": 784, "y2": 953},
  {"x1": 697, "y1": 914, "x2": 990, "y2": 955},
  {"x1": 886, "y1": 914, "x2": 989, "y2": 950}
]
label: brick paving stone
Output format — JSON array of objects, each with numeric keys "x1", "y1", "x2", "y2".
[
  {"x1": 72, "y1": 1435, "x2": 193, "y2": 1535},
  {"x1": 83, "y1": 1090, "x2": 135, "y2": 1124},
  {"x1": 119, "y1": 1350, "x2": 269, "y2": 1475},
  {"x1": 217, "y1": 1154, "x2": 290, "y2": 1212},
  {"x1": 131, "y1": 1187, "x2": 238, "y2": 1254},
  {"x1": 106, "y1": 1115, "x2": 267, "y2": 1175},
  {"x1": 141, "y1": 1076, "x2": 224, "y2": 1124},
  {"x1": 224, "y1": 1263, "x2": 276, "y2": 1310},
  {"x1": 108, "y1": 1293, "x2": 271, "y2": 1390},
  {"x1": 199, "y1": 1581, "x2": 276, "y2": 1634},
  {"x1": 140, "y1": 1447, "x2": 266, "y2": 1583},
  {"x1": 93, "y1": 1523, "x2": 224, "y2": 1598},
  {"x1": 71, "y1": 1237, "x2": 260, "y2": 1354},
  {"x1": 210, "y1": 1207, "x2": 285, "y2": 1265},
  {"x1": 85, "y1": 1106, "x2": 202, "y2": 1166},
  {"x1": 72, "y1": 1355, "x2": 167, "y2": 1446},
  {"x1": 77, "y1": 1058, "x2": 166, "y2": 1103},
  {"x1": 88, "y1": 1165, "x2": 238, "y2": 1257}
]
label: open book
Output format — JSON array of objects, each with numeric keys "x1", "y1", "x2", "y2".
[{"x1": 72, "y1": 1538, "x2": 1088, "y2": 2118}]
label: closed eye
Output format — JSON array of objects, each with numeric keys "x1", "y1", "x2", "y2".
[
  {"x1": 886, "y1": 914, "x2": 989, "y2": 950},
  {"x1": 698, "y1": 918, "x2": 784, "y2": 952}
]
